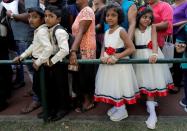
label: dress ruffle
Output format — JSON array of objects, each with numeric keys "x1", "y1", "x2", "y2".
[
  {"x1": 139, "y1": 83, "x2": 174, "y2": 97},
  {"x1": 94, "y1": 93, "x2": 140, "y2": 107}
]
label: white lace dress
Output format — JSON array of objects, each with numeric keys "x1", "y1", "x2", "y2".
[
  {"x1": 133, "y1": 26, "x2": 174, "y2": 97},
  {"x1": 94, "y1": 27, "x2": 139, "y2": 107}
]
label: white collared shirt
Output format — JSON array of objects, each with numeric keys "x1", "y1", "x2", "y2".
[
  {"x1": 20, "y1": 24, "x2": 53, "y2": 66},
  {"x1": 49, "y1": 24, "x2": 69, "y2": 64}
]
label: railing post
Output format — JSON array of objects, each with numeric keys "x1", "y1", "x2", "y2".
[{"x1": 39, "y1": 66, "x2": 48, "y2": 122}]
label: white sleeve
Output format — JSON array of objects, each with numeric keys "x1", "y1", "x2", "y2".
[
  {"x1": 51, "y1": 29, "x2": 69, "y2": 64},
  {"x1": 34, "y1": 28, "x2": 53, "y2": 66},
  {"x1": 20, "y1": 44, "x2": 33, "y2": 60}
]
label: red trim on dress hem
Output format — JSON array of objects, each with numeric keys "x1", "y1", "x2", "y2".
[
  {"x1": 140, "y1": 89, "x2": 168, "y2": 97},
  {"x1": 94, "y1": 94, "x2": 140, "y2": 107},
  {"x1": 139, "y1": 83, "x2": 174, "y2": 97},
  {"x1": 167, "y1": 83, "x2": 174, "y2": 89}
]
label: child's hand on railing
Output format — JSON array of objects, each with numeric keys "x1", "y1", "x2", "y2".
[
  {"x1": 149, "y1": 53, "x2": 158, "y2": 63},
  {"x1": 100, "y1": 56, "x2": 108, "y2": 64},
  {"x1": 106, "y1": 56, "x2": 118, "y2": 65},
  {"x1": 13, "y1": 56, "x2": 22, "y2": 64},
  {"x1": 47, "y1": 59, "x2": 54, "y2": 67},
  {"x1": 106, "y1": 57, "x2": 115, "y2": 64},
  {"x1": 32, "y1": 60, "x2": 39, "y2": 71}
]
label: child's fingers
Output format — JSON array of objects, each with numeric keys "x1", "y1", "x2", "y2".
[
  {"x1": 107, "y1": 58, "x2": 115, "y2": 64},
  {"x1": 13, "y1": 57, "x2": 20, "y2": 63},
  {"x1": 101, "y1": 57, "x2": 108, "y2": 64},
  {"x1": 149, "y1": 58, "x2": 153, "y2": 63},
  {"x1": 69, "y1": 52, "x2": 77, "y2": 65},
  {"x1": 101, "y1": 59, "x2": 106, "y2": 63},
  {"x1": 69, "y1": 56, "x2": 76, "y2": 65},
  {"x1": 149, "y1": 56, "x2": 157, "y2": 64}
]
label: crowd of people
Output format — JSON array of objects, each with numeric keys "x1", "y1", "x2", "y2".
[{"x1": 0, "y1": 0, "x2": 187, "y2": 129}]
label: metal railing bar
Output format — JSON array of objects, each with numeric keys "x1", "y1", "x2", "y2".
[{"x1": 1, "y1": 58, "x2": 187, "y2": 65}]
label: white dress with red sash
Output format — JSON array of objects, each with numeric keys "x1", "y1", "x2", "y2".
[
  {"x1": 94, "y1": 27, "x2": 140, "y2": 107},
  {"x1": 133, "y1": 26, "x2": 174, "y2": 97}
]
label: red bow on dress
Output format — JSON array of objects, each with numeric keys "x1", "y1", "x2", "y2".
[
  {"x1": 147, "y1": 41, "x2": 153, "y2": 49},
  {"x1": 105, "y1": 47, "x2": 116, "y2": 55}
]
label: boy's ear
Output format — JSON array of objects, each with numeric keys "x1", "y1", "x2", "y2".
[
  {"x1": 57, "y1": 17, "x2": 61, "y2": 23},
  {"x1": 41, "y1": 18, "x2": 45, "y2": 23}
]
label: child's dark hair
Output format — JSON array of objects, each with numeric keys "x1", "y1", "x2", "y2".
[
  {"x1": 45, "y1": 5, "x2": 62, "y2": 18},
  {"x1": 27, "y1": 7, "x2": 44, "y2": 18},
  {"x1": 103, "y1": 3, "x2": 124, "y2": 25},
  {"x1": 136, "y1": 5, "x2": 154, "y2": 27},
  {"x1": 45, "y1": 0, "x2": 64, "y2": 8}
]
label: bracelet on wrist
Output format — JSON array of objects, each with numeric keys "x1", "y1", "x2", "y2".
[{"x1": 70, "y1": 49, "x2": 77, "y2": 53}]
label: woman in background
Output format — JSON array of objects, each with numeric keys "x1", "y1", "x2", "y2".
[
  {"x1": 172, "y1": 0, "x2": 187, "y2": 94},
  {"x1": 69, "y1": 0, "x2": 96, "y2": 113}
]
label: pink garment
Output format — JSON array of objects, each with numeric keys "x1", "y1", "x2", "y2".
[
  {"x1": 72, "y1": 6, "x2": 96, "y2": 59},
  {"x1": 150, "y1": 1, "x2": 173, "y2": 47}
]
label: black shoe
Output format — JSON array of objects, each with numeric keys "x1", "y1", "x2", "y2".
[
  {"x1": 50, "y1": 110, "x2": 69, "y2": 122},
  {"x1": 42, "y1": 110, "x2": 57, "y2": 122},
  {"x1": 37, "y1": 111, "x2": 56, "y2": 119},
  {"x1": 37, "y1": 111, "x2": 44, "y2": 119},
  {"x1": 13, "y1": 81, "x2": 25, "y2": 89},
  {"x1": 0, "y1": 102, "x2": 8, "y2": 112}
]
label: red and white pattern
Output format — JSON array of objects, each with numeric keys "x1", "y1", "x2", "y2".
[
  {"x1": 94, "y1": 93, "x2": 140, "y2": 107},
  {"x1": 139, "y1": 83, "x2": 174, "y2": 97}
]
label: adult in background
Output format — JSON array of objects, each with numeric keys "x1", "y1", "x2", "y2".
[
  {"x1": 172, "y1": 0, "x2": 187, "y2": 109},
  {"x1": 93, "y1": 0, "x2": 106, "y2": 58},
  {"x1": 113, "y1": 0, "x2": 137, "y2": 40},
  {"x1": 39, "y1": 0, "x2": 45, "y2": 10},
  {"x1": 145, "y1": 0, "x2": 173, "y2": 48},
  {"x1": 4, "y1": 0, "x2": 35, "y2": 89},
  {"x1": 172, "y1": 0, "x2": 187, "y2": 94},
  {"x1": 69, "y1": 0, "x2": 96, "y2": 112},
  {"x1": 0, "y1": 3, "x2": 13, "y2": 112},
  {"x1": 4, "y1": 0, "x2": 40, "y2": 113},
  {"x1": 67, "y1": 0, "x2": 79, "y2": 32}
]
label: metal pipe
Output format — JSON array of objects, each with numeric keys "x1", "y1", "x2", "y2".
[{"x1": 1, "y1": 58, "x2": 187, "y2": 65}]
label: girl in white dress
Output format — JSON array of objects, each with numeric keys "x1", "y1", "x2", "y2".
[
  {"x1": 94, "y1": 4, "x2": 139, "y2": 122},
  {"x1": 133, "y1": 5, "x2": 174, "y2": 129}
]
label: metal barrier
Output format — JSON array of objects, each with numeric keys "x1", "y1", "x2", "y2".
[
  {"x1": 1, "y1": 58, "x2": 187, "y2": 64},
  {"x1": 1, "y1": 58, "x2": 187, "y2": 122}
]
